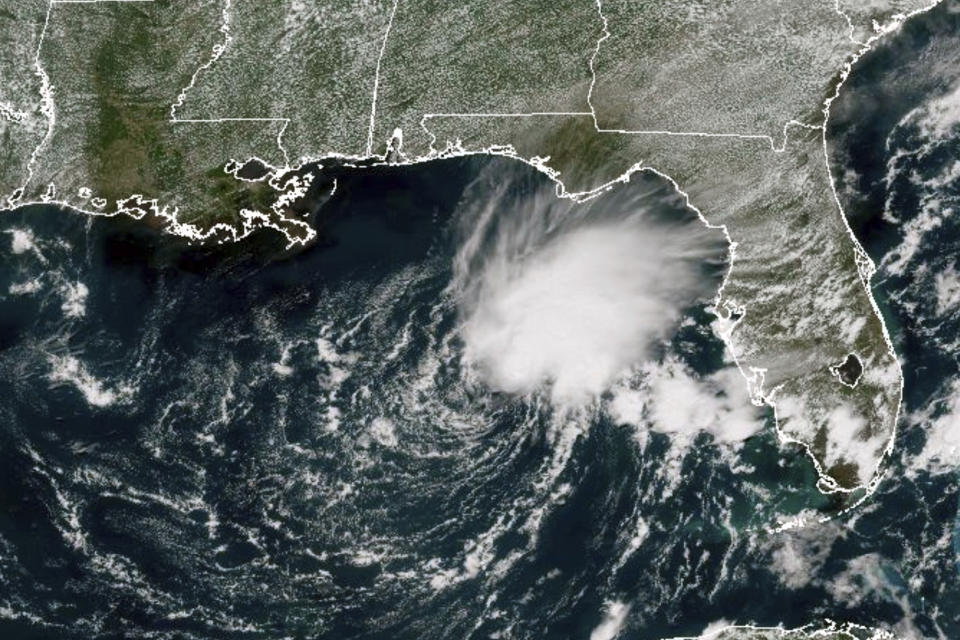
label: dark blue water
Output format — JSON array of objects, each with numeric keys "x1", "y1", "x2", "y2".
[
  {"x1": 0, "y1": 154, "x2": 837, "y2": 639},
  {"x1": 1, "y1": 5, "x2": 960, "y2": 637},
  {"x1": 825, "y1": 1, "x2": 960, "y2": 637}
]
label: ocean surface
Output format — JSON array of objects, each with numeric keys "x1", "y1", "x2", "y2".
[{"x1": 0, "y1": 4, "x2": 959, "y2": 639}]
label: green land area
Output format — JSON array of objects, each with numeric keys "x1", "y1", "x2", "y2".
[{"x1": 0, "y1": 0, "x2": 937, "y2": 538}]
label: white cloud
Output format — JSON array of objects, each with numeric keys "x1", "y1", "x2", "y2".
[
  {"x1": 911, "y1": 80, "x2": 960, "y2": 140},
  {"x1": 590, "y1": 600, "x2": 630, "y2": 640},
  {"x1": 644, "y1": 363, "x2": 763, "y2": 444},
  {"x1": 700, "y1": 620, "x2": 734, "y2": 638},
  {"x1": 9, "y1": 278, "x2": 42, "y2": 295},
  {"x1": 368, "y1": 417, "x2": 398, "y2": 448},
  {"x1": 605, "y1": 359, "x2": 764, "y2": 496},
  {"x1": 904, "y1": 378, "x2": 960, "y2": 474},
  {"x1": 7, "y1": 228, "x2": 36, "y2": 255},
  {"x1": 934, "y1": 265, "x2": 960, "y2": 317},
  {"x1": 5, "y1": 228, "x2": 46, "y2": 263},
  {"x1": 47, "y1": 354, "x2": 134, "y2": 408},
  {"x1": 60, "y1": 281, "x2": 89, "y2": 319},
  {"x1": 769, "y1": 517, "x2": 838, "y2": 590},
  {"x1": 457, "y1": 189, "x2": 720, "y2": 404},
  {"x1": 607, "y1": 359, "x2": 763, "y2": 447}
]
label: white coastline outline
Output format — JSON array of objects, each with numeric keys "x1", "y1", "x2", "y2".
[
  {"x1": 410, "y1": 0, "x2": 942, "y2": 516},
  {"x1": 667, "y1": 619, "x2": 896, "y2": 640},
  {"x1": 366, "y1": 0, "x2": 400, "y2": 157},
  {"x1": 0, "y1": 0, "x2": 944, "y2": 519},
  {"x1": 6, "y1": 0, "x2": 316, "y2": 247},
  {"x1": 167, "y1": 0, "x2": 294, "y2": 168},
  {"x1": 0, "y1": 3, "x2": 949, "y2": 637}
]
